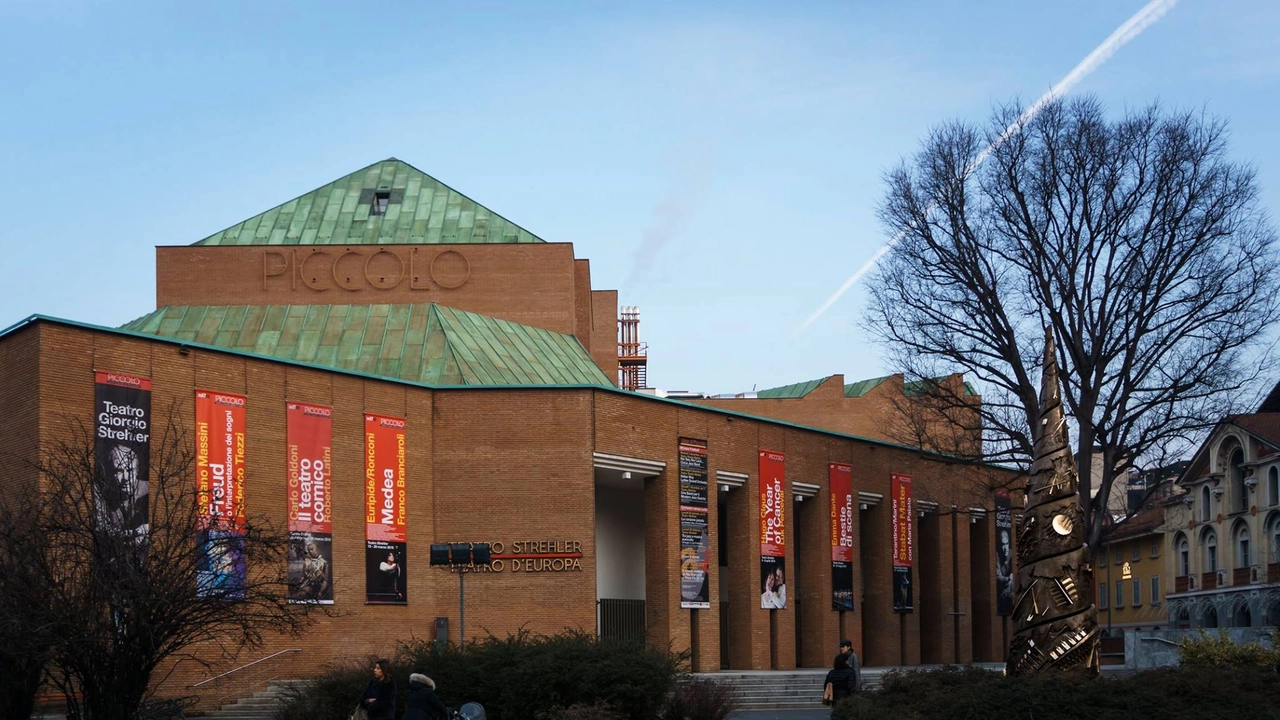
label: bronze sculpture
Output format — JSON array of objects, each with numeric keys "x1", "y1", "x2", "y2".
[{"x1": 1006, "y1": 330, "x2": 1100, "y2": 677}]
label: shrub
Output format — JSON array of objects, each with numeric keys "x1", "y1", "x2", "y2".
[
  {"x1": 274, "y1": 658, "x2": 376, "y2": 720},
  {"x1": 1178, "y1": 629, "x2": 1280, "y2": 668},
  {"x1": 661, "y1": 677, "x2": 739, "y2": 720},
  {"x1": 831, "y1": 665, "x2": 1280, "y2": 720},
  {"x1": 534, "y1": 700, "x2": 625, "y2": 720},
  {"x1": 274, "y1": 629, "x2": 686, "y2": 720}
]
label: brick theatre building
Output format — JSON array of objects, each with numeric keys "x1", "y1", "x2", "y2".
[{"x1": 0, "y1": 159, "x2": 1016, "y2": 699}]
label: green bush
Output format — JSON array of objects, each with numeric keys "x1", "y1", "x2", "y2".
[
  {"x1": 831, "y1": 665, "x2": 1280, "y2": 720},
  {"x1": 274, "y1": 629, "x2": 685, "y2": 720},
  {"x1": 1178, "y1": 630, "x2": 1280, "y2": 668},
  {"x1": 274, "y1": 658, "x2": 377, "y2": 720},
  {"x1": 534, "y1": 700, "x2": 625, "y2": 720},
  {"x1": 661, "y1": 677, "x2": 739, "y2": 720}
]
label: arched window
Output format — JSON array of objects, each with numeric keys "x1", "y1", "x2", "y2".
[
  {"x1": 1203, "y1": 606, "x2": 1219, "y2": 628},
  {"x1": 1269, "y1": 466, "x2": 1278, "y2": 507},
  {"x1": 1203, "y1": 529, "x2": 1218, "y2": 573},
  {"x1": 1201, "y1": 485, "x2": 1212, "y2": 522},
  {"x1": 1230, "y1": 448, "x2": 1247, "y2": 513},
  {"x1": 1176, "y1": 534, "x2": 1190, "y2": 577},
  {"x1": 1268, "y1": 513, "x2": 1280, "y2": 564},
  {"x1": 1232, "y1": 604, "x2": 1251, "y2": 628},
  {"x1": 1234, "y1": 522, "x2": 1251, "y2": 569}
]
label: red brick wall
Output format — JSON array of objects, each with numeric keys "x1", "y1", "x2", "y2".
[
  {"x1": 693, "y1": 374, "x2": 981, "y2": 456},
  {"x1": 0, "y1": 323, "x2": 40, "y2": 502},
  {"x1": 3, "y1": 321, "x2": 1013, "y2": 708},
  {"x1": 154, "y1": 244, "x2": 618, "y2": 372}
]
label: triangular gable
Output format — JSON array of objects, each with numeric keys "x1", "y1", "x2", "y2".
[
  {"x1": 194, "y1": 158, "x2": 545, "y2": 246},
  {"x1": 1177, "y1": 416, "x2": 1280, "y2": 485}
]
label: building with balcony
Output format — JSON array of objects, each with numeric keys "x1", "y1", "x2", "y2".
[{"x1": 1163, "y1": 388, "x2": 1280, "y2": 629}]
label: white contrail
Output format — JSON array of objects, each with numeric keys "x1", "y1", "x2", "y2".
[{"x1": 796, "y1": 0, "x2": 1178, "y2": 334}]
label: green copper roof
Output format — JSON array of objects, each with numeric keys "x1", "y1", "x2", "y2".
[
  {"x1": 756, "y1": 377, "x2": 830, "y2": 399},
  {"x1": 843, "y1": 376, "x2": 890, "y2": 397},
  {"x1": 120, "y1": 304, "x2": 611, "y2": 387},
  {"x1": 193, "y1": 159, "x2": 545, "y2": 246}
]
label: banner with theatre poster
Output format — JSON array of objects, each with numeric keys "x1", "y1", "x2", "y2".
[
  {"x1": 287, "y1": 402, "x2": 334, "y2": 605},
  {"x1": 995, "y1": 488, "x2": 1014, "y2": 616},
  {"x1": 365, "y1": 413, "x2": 407, "y2": 604},
  {"x1": 93, "y1": 371, "x2": 152, "y2": 543},
  {"x1": 830, "y1": 463, "x2": 855, "y2": 611},
  {"x1": 195, "y1": 389, "x2": 247, "y2": 600},
  {"x1": 759, "y1": 450, "x2": 787, "y2": 610},
  {"x1": 679, "y1": 437, "x2": 711, "y2": 609},
  {"x1": 891, "y1": 473, "x2": 913, "y2": 613}
]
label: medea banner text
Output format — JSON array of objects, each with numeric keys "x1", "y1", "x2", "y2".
[
  {"x1": 679, "y1": 437, "x2": 710, "y2": 609},
  {"x1": 93, "y1": 371, "x2": 152, "y2": 542},
  {"x1": 830, "y1": 463, "x2": 854, "y2": 611},
  {"x1": 759, "y1": 450, "x2": 787, "y2": 610},
  {"x1": 365, "y1": 413, "x2": 407, "y2": 604},
  {"x1": 195, "y1": 389, "x2": 247, "y2": 600},
  {"x1": 995, "y1": 489, "x2": 1013, "y2": 616},
  {"x1": 287, "y1": 402, "x2": 334, "y2": 605},
  {"x1": 891, "y1": 473, "x2": 913, "y2": 613}
]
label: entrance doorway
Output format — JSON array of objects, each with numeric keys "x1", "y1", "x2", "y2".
[{"x1": 595, "y1": 468, "x2": 646, "y2": 642}]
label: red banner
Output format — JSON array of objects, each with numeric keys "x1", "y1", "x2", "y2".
[
  {"x1": 195, "y1": 389, "x2": 247, "y2": 599},
  {"x1": 365, "y1": 413, "x2": 407, "y2": 604},
  {"x1": 195, "y1": 389, "x2": 247, "y2": 532},
  {"x1": 830, "y1": 463, "x2": 854, "y2": 610},
  {"x1": 287, "y1": 402, "x2": 334, "y2": 604},
  {"x1": 891, "y1": 472, "x2": 913, "y2": 612},
  {"x1": 759, "y1": 450, "x2": 787, "y2": 609},
  {"x1": 287, "y1": 402, "x2": 332, "y2": 535}
]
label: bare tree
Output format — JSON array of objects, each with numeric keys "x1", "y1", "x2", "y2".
[
  {"x1": 0, "y1": 406, "x2": 316, "y2": 720},
  {"x1": 0, "y1": 488, "x2": 52, "y2": 720},
  {"x1": 864, "y1": 96, "x2": 1280, "y2": 553}
]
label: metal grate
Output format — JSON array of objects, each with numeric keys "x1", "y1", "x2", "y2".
[{"x1": 598, "y1": 598, "x2": 646, "y2": 644}]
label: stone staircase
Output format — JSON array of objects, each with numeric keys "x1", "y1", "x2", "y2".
[
  {"x1": 698, "y1": 669, "x2": 874, "y2": 710},
  {"x1": 702, "y1": 664, "x2": 1005, "y2": 710},
  {"x1": 198, "y1": 679, "x2": 309, "y2": 720}
]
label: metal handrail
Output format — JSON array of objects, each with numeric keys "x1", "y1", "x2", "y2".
[{"x1": 191, "y1": 648, "x2": 301, "y2": 688}]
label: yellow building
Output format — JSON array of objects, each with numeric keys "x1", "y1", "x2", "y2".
[{"x1": 1096, "y1": 507, "x2": 1171, "y2": 632}]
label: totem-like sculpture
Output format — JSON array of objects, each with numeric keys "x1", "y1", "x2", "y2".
[{"x1": 1005, "y1": 330, "x2": 1099, "y2": 677}]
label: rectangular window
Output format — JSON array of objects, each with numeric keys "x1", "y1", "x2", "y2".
[
  {"x1": 1152, "y1": 539, "x2": 1160, "y2": 558},
  {"x1": 1151, "y1": 576, "x2": 1161, "y2": 605},
  {"x1": 1132, "y1": 578, "x2": 1141, "y2": 606},
  {"x1": 1099, "y1": 549, "x2": 1107, "y2": 568},
  {"x1": 1114, "y1": 580, "x2": 1125, "y2": 608},
  {"x1": 1132, "y1": 543, "x2": 1141, "y2": 561},
  {"x1": 1099, "y1": 583, "x2": 1108, "y2": 609},
  {"x1": 1114, "y1": 547, "x2": 1123, "y2": 564}
]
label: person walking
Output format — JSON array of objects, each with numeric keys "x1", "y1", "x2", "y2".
[
  {"x1": 823, "y1": 654, "x2": 859, "y2": 711},
  {"x1": 838, "y1": 638, "x2": 861, "y2": 692},
  {"x1": 404, "y1": 671, "x2": 452, "y2": 720},
  {"x1": 357, "y1": 659, "x2": 398, "y2": 720}
]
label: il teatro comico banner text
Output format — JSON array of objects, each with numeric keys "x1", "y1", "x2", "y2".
[{"x1": 287, "y1": 401, "x2": 334, "y2": 605}]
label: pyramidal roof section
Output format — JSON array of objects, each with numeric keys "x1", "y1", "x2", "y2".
[
  {"x1": 119, "y1": 303, "x2": 611, "y2": 388},
  {"x1": 193, "y1": 158, "x2": 546, "y2": 247}
]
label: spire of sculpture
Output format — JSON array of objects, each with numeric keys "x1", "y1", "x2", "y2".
[{"x1": 1005, "y1": 328, "x2": 1099, "y2": 677}]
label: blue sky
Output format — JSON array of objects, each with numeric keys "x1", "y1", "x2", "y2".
[{"x1": 1, "y1": 1, "x2": 1276, "y2": 394}]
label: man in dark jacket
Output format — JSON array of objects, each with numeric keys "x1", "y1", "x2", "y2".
[
  {"x1": 838, "y1": 639, "x2": 861, "y2": 692},
  {"x1": 404, "y1": 671, "x2": 452, "y2": 720}
]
